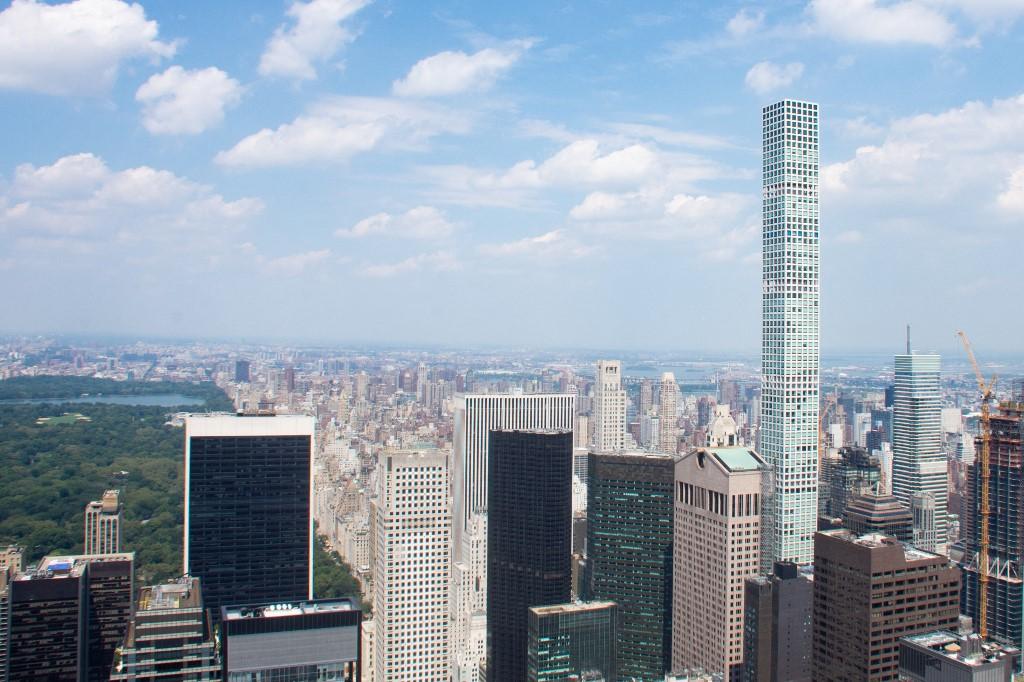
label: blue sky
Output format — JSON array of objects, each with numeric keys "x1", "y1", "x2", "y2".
[{"x1": 1, "y1": 0, "x2": 1023, "y2": 355}]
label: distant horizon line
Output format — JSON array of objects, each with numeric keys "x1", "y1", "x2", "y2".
[{"x1": 0, "y1": 329, "x2": 1018, "y2": 363}]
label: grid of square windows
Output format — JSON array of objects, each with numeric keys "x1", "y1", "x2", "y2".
[{"x1": 760, "y1": 100, "x2": 820, "y2": 566}]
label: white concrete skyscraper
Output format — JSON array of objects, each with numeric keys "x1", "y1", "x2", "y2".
[
  {"x1": 450, "y1": 393, "x2": 575, "y2": 678},
  {"x1": 373, "y1": 449, "x2": 451, "y2": 682},
  {"x1": 659, "y1": 372, "x2": 678, "y2": 453},
  {"x1": 452, "y1": 393, "x2": 576, "y2": 538},
  {"x1": 760, "y1": 99, "x2": 820, "y2": 565},
  {"x1": 593, "y1": 360, "x2": 626, "y2": 452},
  {"x1": 892, "y1": 351, "x2": 946, "y2": 553}
]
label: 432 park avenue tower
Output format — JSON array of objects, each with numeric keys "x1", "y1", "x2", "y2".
[{"x1": 760, "y1": 99, "x2": 820, "y2": 566}]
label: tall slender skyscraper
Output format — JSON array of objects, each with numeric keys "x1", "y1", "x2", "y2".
[
  {"x1": 891, "y1": 351, "x2": 946, "y2": 553},
  {"x1": 760, "y1": 99, "x2": 820, "y2": 565},
  {"x1": 372, "y1": 449, "x2": 451, "y2": 682},
  {"x1": 593, "y1": 360, "x2": 626, "y2": 452},
  {"x1": 659, "y1": 372, "x2": 678, "y2": 453},
  {"x1": 185, "y1": 414, "x2": 314, "y2": 621}
]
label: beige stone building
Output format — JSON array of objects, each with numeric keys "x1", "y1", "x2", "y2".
[
  {"x1": 84, "y1": 489, "x2": 122, "y2": 555},
  {"x1": 672, "y1": 445, "x2": 767, "y2": 680}
]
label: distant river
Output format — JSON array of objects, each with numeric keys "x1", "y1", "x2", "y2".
[{"x1": 0, "y1": 394, "x2": 205, "y2": 407}]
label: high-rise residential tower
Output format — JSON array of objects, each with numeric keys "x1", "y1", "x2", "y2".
[
  {"x1": 487, "y1": 430, "x2": 573, "y2": 682},
  {"x1": 587, "y1": 451, "x2": 675, "y2": 680},
  {"x1": 891, "y1": 351, "x2": 946, "y2": 553},
  {"x1": 593, "y1": 360, "x2": 626, "y2": 452},
  {"x1": 659, "y1": 372, "x2": 678, "y2": 453},
  {"x1": 760, "y1": 98, "x2": 820, "y2": 565},
  {"x1": 640, "y1": 378, "x2": 654, "y2": 418},
  {"x1": 84, "y1": 489, "x2": 123, "y2": 555},
  {"x1": 185, "y1": 413, "x2": 314, "y2": 622},
  {"x1": 373, "y1": 449, "x2": 451, "y2": 682}
]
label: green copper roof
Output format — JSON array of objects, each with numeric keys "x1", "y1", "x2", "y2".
[{"x1": 710, "y1": 447, "x2": 764, "y2": 472}]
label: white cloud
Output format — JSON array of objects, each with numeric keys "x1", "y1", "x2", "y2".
[
  {"x1": 337, "y1": 206, "x2": 455, "y2": 239},
  {"x1": 393, "y1": 41, "x2": 531, "y2": 97},
  {"x1": 823, "y1": 93, "x2": 1024, "y2": 232},
  {"x1": 360, "y1": 250, "x2": 458, "y2": 277},
  {"x1": 1, "y1": 153, "x2": 262, "y2": 249},
  {"x1": 478, "y1": 230, "x2": 596, "y2": 260},
  {"x1": 136, "y1": 66, "x2": 243, "y2": 135},
  {"x1": 216, "y1": 96, "x2": 471, "y2": 167},
  {"x1": 0, "y1": 0, "x2": 175, "y2": 95},
  {"x1": 744, "y1": 61, "x2": 804, "y2": 94},
  {"x1": 12, "y1": 153, "x2": 109, "y2": 199},
  {"x1": 259, "y1": 0, "x2": 370, "y2": 80},
  {"x1": 567, "y1": 187, "x2": 758, "y2": 261},
  {"x1": 603, "y1": 122, "x2": 734, "y2": 151},
  {"x1": 261, "y1": 249, "x2": 331, "y2": 276},
  {"x1": 454, "y1": 140, "x2": 659, "y2": 191},
  {"x1": 569, "y1": 192, "x2": 632, "y2": 221},
  {"x1": 808, "y1": 0, "x2": 958, "y2": 46},
  {"x1": 836, "y1": 230, "x2": 864, "y2": 244},
  {"x1": 997, "y1": 167, "x2": 1024, "y2": 214},
  {"x1": 727, "y1": 8, "x2": 765, "y2": 37},
  {"x1": 425, "y1": 127, "x2": 736, "y2": 210}
]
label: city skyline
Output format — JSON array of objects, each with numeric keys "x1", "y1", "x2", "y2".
[{"x1": 1, "y1": 2, "x2": 1024, "y2": 352}]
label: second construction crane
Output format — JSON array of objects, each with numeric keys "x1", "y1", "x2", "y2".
[{"x1": 957, "y1": 330, "x2": 996, "y2": 639}]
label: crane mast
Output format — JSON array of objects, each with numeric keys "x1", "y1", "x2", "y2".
[{"x1": 957, "y1": 330, "x2": 995, "y2": 639}]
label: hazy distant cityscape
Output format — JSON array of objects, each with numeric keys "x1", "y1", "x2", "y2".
[{"x1": 5, "y1": 0, "x2": 1024, "y2": 679}]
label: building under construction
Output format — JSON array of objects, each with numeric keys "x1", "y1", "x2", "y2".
[{"x1": 961, "y1": 389, "x2": 1024, "y2": 656}]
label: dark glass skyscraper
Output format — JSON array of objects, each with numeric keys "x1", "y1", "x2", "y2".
[
  {"x1": 7, "y1": 553, "x2": 134, "y2": 682},
  {"x1": 527, "y1": 601, "x2": 617, "y2": 682},
  {"x1": 185, "y1": 414, "x2": 314, "y2": 622},
  {"x1": 587, "y1": 450, "x2": 674, "y2": 680},
  {"x1": 820, "y1": 446, "x2": 881, "y2": 519},
  {"x1": 234, "y1": 359, "x2": 251, "y2": 383},
  {"x1": 962, "y1": 399, "x2": 1024, "y2": 652},
  {"x1": 487, "y1": 429, "x2": 572, "y2": 682}
]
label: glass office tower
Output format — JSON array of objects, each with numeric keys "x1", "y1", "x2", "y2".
[
  {"x1": 587, "y1": 451, "x2": 674, "y2": 679},
  {"x1": 487, "y1": 429, "x2": 572, "y2": 682},
  {"x1": 185, "y1": 414, "x2": 314, "y2": 622}
]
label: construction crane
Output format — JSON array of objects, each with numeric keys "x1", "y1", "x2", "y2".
[{"x1": 957, "y1": 330, "x2": 996, "y2": 639}]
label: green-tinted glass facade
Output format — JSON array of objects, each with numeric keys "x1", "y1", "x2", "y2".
[
  {"x1": 527, "y1": 601, "x2": 617, "y2": 682},
  {"x1": 586, "y1": 452, "x2": 674, "y2": 681}
]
